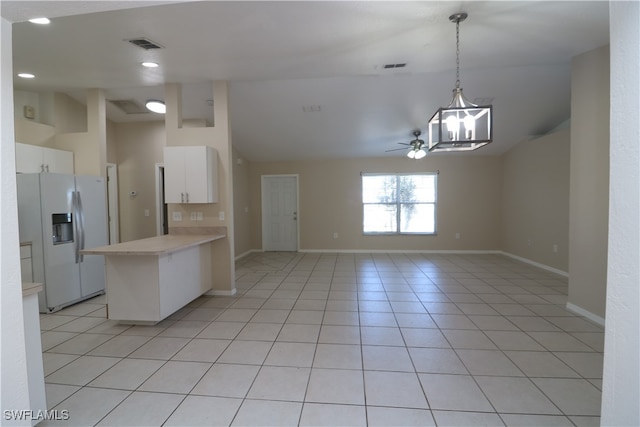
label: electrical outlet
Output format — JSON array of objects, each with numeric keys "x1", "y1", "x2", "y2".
[
  {"x1": 190, "y1": 212, "x2": 197, "y2": 221},
  {"x1": 196, "y1": 212, "x2": 203, "y2": 221},
  {"x1": 218, "y1": 211, "x2": 225, "y2": 221},
  {"x1": 455, "y1": 233, "x2": 460, "y2": 239},
  {"x1": 144, "y1": 209, "x2": 150, "y2": 217},
  {"x1": 553, "y1": 244, "x2": 558, "y2": 253},
  {"x1": 172, "y1": 211, "x2": 182, "y2": 221},
  {"x1": 333, "y1": 232, "x2": 338, "y2": 239}
]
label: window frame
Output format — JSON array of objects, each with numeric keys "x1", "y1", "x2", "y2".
[{"x1": 361, "y1": 172, "x2": 438, "y2": 236}]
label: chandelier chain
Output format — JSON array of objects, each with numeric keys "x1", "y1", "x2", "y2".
[{"x1": 455, "y1": 19, "x2": 460, "y2": 89}]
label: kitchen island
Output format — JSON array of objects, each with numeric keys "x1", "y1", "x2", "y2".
[{"x1": 81, "y1": 227, "x2": 226, "y2": 324}]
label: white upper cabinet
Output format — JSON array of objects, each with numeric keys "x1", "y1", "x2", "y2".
[
  {"x1": 15, "y1": 142, "x2": 74, "y2": 174},
  {"x1": 164, "y1": 146, "x2": 218, "y2": 204}
]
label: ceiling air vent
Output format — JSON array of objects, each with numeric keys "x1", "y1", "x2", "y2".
[
  {"x1": 383, "y1": 63, "x2": 406, "y2": 69},
  {"x1": 127, "y1": 37, "x2": 163, "y2": 50},
  {"x1": 108, "y1": 99, "x2": 148, "y2": 114},
  {"x1": 473, "y1": 97, "x2": 494, "y2": 106}
]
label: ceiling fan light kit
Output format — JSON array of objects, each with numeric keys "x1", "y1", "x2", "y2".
[
  {"x1": 392, "y1": 130, "x2": 428, "y2": 160},
  {"x1": 408, "y1": 147, "x2": 427, "y2": 159},
  {"x1": 428, "y1": 12, "x2": 493, "y2": 152}
]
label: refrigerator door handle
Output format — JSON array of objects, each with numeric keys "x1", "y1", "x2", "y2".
[
  {"x1": 72, "y1": 191, "x2": 80, "y2": 263},
  {"x1": 77, "y1": 191, "x2": 86, "y2": 263}
]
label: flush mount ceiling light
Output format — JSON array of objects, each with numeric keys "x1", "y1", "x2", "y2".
[
  {"x1": 141, "y1": 62, "x2": 159, "y2": 68},
  {"x1": 17, "y1": 73, "x2": 35, "y2": 79},
  {"x1": 428, "y1": 12, "x2": 493, "y2": 152},
  {"x1": 145, "y1": 100, "x2": 166, "y2": 114},
  {"x1": 28, "y1": 17, "x2": 50, "y2": 24}
]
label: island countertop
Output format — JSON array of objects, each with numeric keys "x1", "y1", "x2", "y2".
[{"x1": 81, "y1": 227, "x2": 226, "y2": 256}]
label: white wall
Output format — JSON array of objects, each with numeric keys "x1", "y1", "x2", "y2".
[
  {"x1": 0, "y1": 17, "x2": 31, "y2": 424},
  {"x1": 568, "y1": 45, "x2": 610, "y2": 323},
  {"x1": 501, "y1": 129, "x2": 570, "y2": 273},
  {"x1": 601, "y1": 1, "x2": 640, "y2": 425}
]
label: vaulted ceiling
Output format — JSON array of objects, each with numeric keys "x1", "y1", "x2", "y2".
[{"x1": 3, "y1": 1, "x2": 609, "y2": 161}]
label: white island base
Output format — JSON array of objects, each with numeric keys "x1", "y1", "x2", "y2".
[
  {"x1": 106, "y1": 244, "x2": 210, "y2": 324},
  {"x1": 82, "y1": 229, "x2": 225, "y2": 324}
]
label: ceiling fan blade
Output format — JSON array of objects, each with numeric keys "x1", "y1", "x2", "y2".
[{"x1": 385, "y1": 147, "x2": 410, "y2": 152}]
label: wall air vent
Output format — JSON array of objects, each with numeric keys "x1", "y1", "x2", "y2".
[
  {"x1": 108, "y1": 99, "x2": 148, "y2": 114},
  {"x1": 127, "y1": 38, "x2": 163, "y2": 50}
]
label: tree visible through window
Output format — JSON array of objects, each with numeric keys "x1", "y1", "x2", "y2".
[{"x1": 362, "y1": 173, "x2": 437, "y2": 234}]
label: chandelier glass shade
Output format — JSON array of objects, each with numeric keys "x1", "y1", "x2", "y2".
[{"x1": 428, "y1": 13, "x2": 493, "y2": 152}]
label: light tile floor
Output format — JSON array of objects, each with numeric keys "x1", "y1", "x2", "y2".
[{"x1": 39, "y1": 252, "x2": 603, "y2": 426}]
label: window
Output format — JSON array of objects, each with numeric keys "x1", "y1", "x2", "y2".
[{"x1": 362, "y1": 173, "x2": 437, "y2": 234}]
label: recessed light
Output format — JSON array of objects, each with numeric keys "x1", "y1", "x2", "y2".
[
  {"x1": 141, "y1": 62, "x2": 159, "y2": 68},
  {"x1": 28, "y1": 17, "x2": 50, "y2": 24},
  {"x1": 17, "y1": 73, "x2": 35, "y2": 79},
  {"x1": 145, "y1": 100, "x2": 166, "y2": 114}
]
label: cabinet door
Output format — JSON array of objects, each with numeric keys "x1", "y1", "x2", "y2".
[
  {"x1": 15, "y1": 142, "x2": 44, "y2": 173},
  {"x1": 163, "y1": 147, "x2": 187, "y2": 203},
  {"x1": 183, "y1": 146, "x2": 211, "y2": 203},
  {"x1": 43, "y1": 147, "x2": 74, "y2": 174}
]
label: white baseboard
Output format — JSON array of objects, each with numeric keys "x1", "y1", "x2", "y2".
[
  {"x1": 205, "y1": 289, "x2": 237, "y2": 296},
  {"x1": 298, "y1": 249, "x2": 502, "y2": 254},
  {"x1": 235, "y1": 249, "x2": 260, "y2": 261},
  {"x1": 566, "y1": 302, "x2": 606, "y2": 327},
  {"x1": 500, "y1": 251, "x2": 569, "y2": 277}
]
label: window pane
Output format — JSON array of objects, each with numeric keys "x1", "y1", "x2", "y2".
[
  {"x1": 398, "y1": 175, "x2": 436, "y2": 202},
  {"x1": 362, "y1": 173, "x2": 437, "y2": 234},
  {"x1": 364, "y1": 204, "x2": 397, "y2": 233},
  {"x1": 400, "y1": 203, "x2": 435, "y2": 233},
  {"x1": 362, "y1": 175, "x2": 396, "y2": 203}
]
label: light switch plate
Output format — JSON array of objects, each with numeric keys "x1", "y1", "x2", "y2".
[
  {"x1": 190, "y1": 212, "x2": 197, "y2": 221},
  {"x1": 23, "y1": 105, "x2": 35, "y2": 119},
  {"x1": 218, "y1": 211, "x2": 225, "y2": 221},
  {"x1": 172, "y1": 211, "x2": 182, "y2": 221}
]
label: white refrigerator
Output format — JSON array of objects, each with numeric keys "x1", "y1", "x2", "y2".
[{"x1": 17, "y1": 173, "x2": 108, "y2": 313}]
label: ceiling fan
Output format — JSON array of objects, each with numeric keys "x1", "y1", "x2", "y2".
[{"x1": 386, "y1": 130, "x2": 428, "y2": 159}]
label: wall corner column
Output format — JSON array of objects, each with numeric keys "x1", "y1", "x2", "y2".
[
  {"x1": 601, "y1": 1, "x2": 640, "y2": 425},
  {"x1": 164, "y1": 81, "x2": 236, "y2": 295}
]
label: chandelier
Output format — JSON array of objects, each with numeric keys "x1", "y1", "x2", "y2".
[{"x1": 428, "y1": 12, "x2": 493, "y2": 152}]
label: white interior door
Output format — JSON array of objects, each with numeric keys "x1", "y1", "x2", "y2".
[{"x1": 262, "y1": 175, "x2": 298, "y2": 252}]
